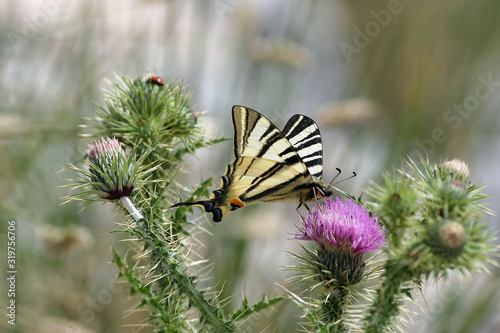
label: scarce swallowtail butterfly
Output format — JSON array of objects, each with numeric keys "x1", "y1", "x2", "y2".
[{"x1": 172, "y1": 105, "x2": 333, "y2": 222}]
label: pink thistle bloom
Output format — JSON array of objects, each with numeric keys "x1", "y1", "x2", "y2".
[
  {"x1": 296, "y1": 197, "x2": 386, "y2": 286},
  {"x1": 297, "y1": 197, "x2": 386, "y2": 255}
]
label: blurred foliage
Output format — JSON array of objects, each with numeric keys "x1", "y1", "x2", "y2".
[
  {"x1": 344, "y1": 0, "x2": 500, "y2": 162},
  {"x1": 1, "y1": 0, "x2": 499, "y2": 332}
]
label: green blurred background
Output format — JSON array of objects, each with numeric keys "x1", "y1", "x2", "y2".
[{"x1": 1, "y1": 0, "x2": 500, "y2": 332}]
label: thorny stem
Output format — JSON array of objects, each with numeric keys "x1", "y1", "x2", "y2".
[
  {"x1": 117, "y1": 196, "x2": 232, "y2": 332},
  {"x1": 133, "y1": 220, "x2": 234, "y2": 333},
  {"x1": 363, "y1": 260, "x2": 409, "y2": 333},
  {"x1": 322, "y1": 287, "x2": 350, "y2": 332}
]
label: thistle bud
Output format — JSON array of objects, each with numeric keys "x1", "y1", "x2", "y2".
[
  {"x1": 428, "y1": 219, "x2": 466, "y2": 259},
  {"x1": 366, "y1": 173, "x2": 418, "y2": 240},
  {"x1": 432, "y1": 180, "x2": 469, "y2": 218},
  {"x1": 86, "y1": 138, "x2": 136, "y2": 200},
  {"x1": 440, "y1": 159, "x2": 470, "y2": 182}
]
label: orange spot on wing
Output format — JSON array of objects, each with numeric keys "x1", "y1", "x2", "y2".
[{"x1": 230, "y1": 197, "x2": 245, "y2": 207}]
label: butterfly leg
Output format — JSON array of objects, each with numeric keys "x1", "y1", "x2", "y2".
[
  {"x1": 295, "y1": 205, "x2": 307, "y2": 221},
  {"x1": 312, "y1": 185, "x2": 326, "y2": 201},
  {"x1": 295, "y1": 202, "x2": 307, "y2": 221}
]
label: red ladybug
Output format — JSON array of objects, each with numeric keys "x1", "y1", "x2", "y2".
[{"x1": 147, "y1": 76, "x2": 164, "y2": 86}]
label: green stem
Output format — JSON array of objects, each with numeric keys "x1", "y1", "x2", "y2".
[
  {"x1": 363, "y1": 262, "x2": 409, "y2": 333},
  {"x1": 321, "y1": 288, "x2": 350, "y2": 333},
  {"x1": 136, "y1": 222, "x2": 233, "y2": 333},
  {"x1": 171, "y1": 264, "x2": 232, "y2": 332}
]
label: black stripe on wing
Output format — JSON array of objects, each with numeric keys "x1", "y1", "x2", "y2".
[
  {"x1": 241, "y1": 172, "x2": 305, "y2": 203},
  {"x1": 282, "y1": 114, "x2": 323, "y2": 179},
  {"x1": 232, "y1": 106, "x2": 307, "y2": 174},
  {"x1": 232, "y1": 106, "x2": 258, "y2": 158}
]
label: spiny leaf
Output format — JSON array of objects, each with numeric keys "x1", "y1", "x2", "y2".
[{"x1": 230, "y1": 295, "x2": 286, "y2": 321}]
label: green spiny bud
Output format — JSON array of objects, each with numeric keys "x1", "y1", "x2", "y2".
[
  {"x1": 428, "y1": 219, "x2": 466, "y2": 259},
  {"x1": 87, "y1": 137, "x2": 137, "y2": 200},
  {"x1": 366, "y1": 172, "x2": 418, "y2": 236},
  {"x1": 430, "y1": 180, "x2": 469, "y2": 218},
  {"x1": 95, "y1": 74, "x2": 199, "y2": 149}
]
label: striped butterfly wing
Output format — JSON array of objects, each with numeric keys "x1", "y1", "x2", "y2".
[
  {"x1": 227, "y1": 106, "x2": 314, "y2": 203},
  {"x1": 223, "y1": 156, "x2": 309, "y2": 202},
  {"x1": 232, "y1": 106, "x2": 310, "y2": 174},
  {"x1": 282, "y1": 114, "x2": 323, "y2": 180},
  {"x1": 173, "y1": 105, "x2": 330, "y2": 222}
]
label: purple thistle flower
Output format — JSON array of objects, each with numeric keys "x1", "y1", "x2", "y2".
[
  {"x1": 297, "y1": 197, "x2": 386, "y2": 254},
  {"x1": 296, "y1": 197, "x2": 386, "y2": 286}
]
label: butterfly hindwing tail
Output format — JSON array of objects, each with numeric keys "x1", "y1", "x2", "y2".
[{"x1": 171, "y1": 200, "x2": 224, "y2": 222}]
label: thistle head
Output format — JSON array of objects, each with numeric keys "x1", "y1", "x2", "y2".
[
  {"x1": 86, "y1": 137, "x2": 136, "y2": 200},
  {"x1": 87, "y1": 137, "x2": 124, "y2": 163},
  {"x1": 296, "y1": 197, "x2": 386, "y2": 287},
  {"x1": 94, "y1": 74, "x2": 202, "y2": 154},
  {"x1": 366, "y1": 172, "x2": 419, "y2": 238},
  {"x1": 440, "y1": 159, "x2": 470, "y2": 182},
  {"x1": 428, "y1": 219, "x2": 466, "y2": 259}
]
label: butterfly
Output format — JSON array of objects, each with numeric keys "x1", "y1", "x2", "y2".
[{"x1": 172, "y1": 105, "x2": 333, "y2": 222}]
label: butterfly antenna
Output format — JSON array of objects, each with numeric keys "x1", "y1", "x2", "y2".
[
  {"x1": 328, "y1": 168, "x2": 342, "y2": 187},
  {"x1": 328, "y1": 170, "x2": 357, "y2": 188}
]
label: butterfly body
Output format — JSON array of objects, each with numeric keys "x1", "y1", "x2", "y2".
[{"x1": 173, "y1": 106, "x2": 332, "y2": 222}]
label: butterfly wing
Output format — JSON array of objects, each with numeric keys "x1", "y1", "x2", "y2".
[
  {"x1": 226, "y1": 156, "x2": 310, "y2": 204},
  {"x1": 282, "y1": 114, "x2": 323, "y2": 180},
  {"x1": 221, "y1": 106, "x2": 315, "y2": 207},
  {"x1": 173, "y1": 106, "x2": 329, "y2": 222},
  {"x1": 232, "y1": 106, "x2": 308, "y2": 170}
]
